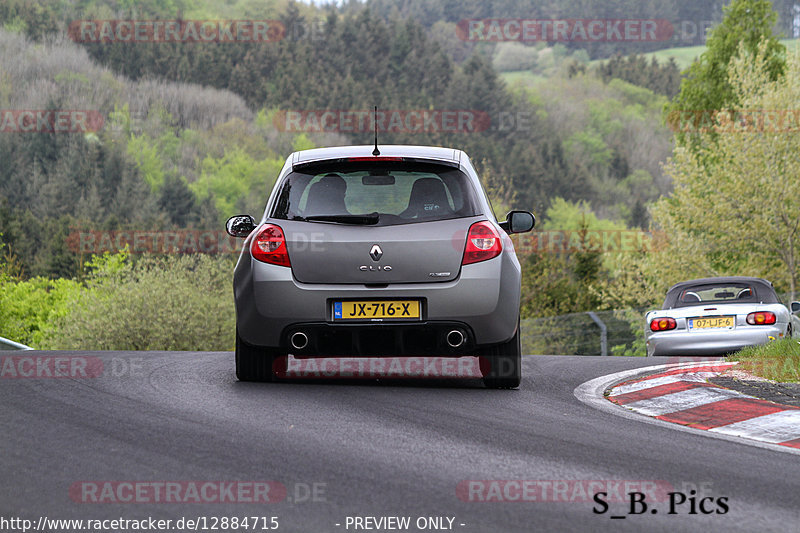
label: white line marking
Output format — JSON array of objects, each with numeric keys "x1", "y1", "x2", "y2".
[
  {"x1": 608, "y1": 371, "x2": 725, "y2": 396},
  {"x1": 573, "y1": 362, "x2": 800, "y2": 456},
  {"x1": 709, "y1": 410, "x2": 800, "y2": 443},
  {"x1": 624, "y1": 386, "x2": 747, "y2": 416},
  {"x1": 608, "y1": 375, "x2": 685, "y2": 396}
]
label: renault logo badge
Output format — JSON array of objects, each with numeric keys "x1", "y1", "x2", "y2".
[{"x1": 369, "y1": 244, "x2": 383, "y2": 261}]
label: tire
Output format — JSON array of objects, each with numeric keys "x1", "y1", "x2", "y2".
[
  {"x1": 481, "y1": 322, "x2": 522, "y2": 389},
  {"x1": 235, "y1": 330, "x2": 286, "y2": 382}
]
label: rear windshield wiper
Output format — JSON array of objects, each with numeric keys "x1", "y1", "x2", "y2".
[{"x1": 293, "y1": 213, "x2": 380, "y2": 225}]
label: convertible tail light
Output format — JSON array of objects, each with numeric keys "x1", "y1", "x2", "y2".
[
  {"x1": 251, "y1": 224, "x2": 291, "y2": 267},
  {"x1": 746, "y1": 311, "x2": 776, "y2": 325},
  {"x1": 462, "y1": 221, "x2": 503, "y2": 265},
  {"x1": 649, "y1": 317, "x2": 677, "y2": 332}
]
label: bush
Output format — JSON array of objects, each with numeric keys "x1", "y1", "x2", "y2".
[
  {"x1": 0, "y1": 275, "x2": 81, "y2": 348},
  {"x1": 41, "y1": 252, "x2": 236, "y2": 351},
  {"x1": 731, "y1": 339, "x2": 800, "y2": 382},
  {"x1": 492, "y1": 42, "x2": 539, "y2": 72}
]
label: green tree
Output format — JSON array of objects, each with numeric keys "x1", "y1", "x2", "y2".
[
  {"x1": 41, "y1": 253, "x2": 236, "y2": 351},
  {"x1": 0, "y1": 274, "x2": 81, "y2": 348},
  {"x1": 665, "y1": 0, "x2": 786, "y2": 151},
  {"x1": 652, "y1": 44, "x2": 800, "y2": 300},
  {"x1": 191, "y1": 149, "x2": 283, "y2": 222},
  {"x1": 597, "y1": 54, "x2": 681, "y2": 98},
  {"x1": 520, "y1": 199, "x2": 630, "y2": 318},
  {"x1": 159, "y1": 174, "x2": 198, "y2": 227}
]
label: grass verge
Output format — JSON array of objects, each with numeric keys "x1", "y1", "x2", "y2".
[{"x1": 730, "y1": 338, "x2": 800, "y2": 382}]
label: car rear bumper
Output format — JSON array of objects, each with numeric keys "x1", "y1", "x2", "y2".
[
  {"x1": 281, "y1": 321, "x2": 476, "y2": 356},
  {"x1": 234, "y1": 253, "x2": 521, "y2": 351},
  {"x1": 646, "y1": 326, "x2": 783, "y2": 356}
]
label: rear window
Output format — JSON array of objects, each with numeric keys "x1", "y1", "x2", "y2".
[
  {"x1": 270, "y1": 161, "x2": 480, "y2": 226},
  {"x1": 677, "y1": 283, "x2": 757, "y2": 305}
]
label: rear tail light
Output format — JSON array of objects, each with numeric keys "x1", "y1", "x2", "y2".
[
  {"x1": 649, "y1": 317, "x2": 677, "y2": 331},
  {"x1": 462, "y1": 221, "x2": 503, "y2": 265},
  {"x1": 251, "y1": 224, "x2": 291, "y2": 267},
  {"x1": 746, "y1": 311, "x2": 776, "y2": 325}
]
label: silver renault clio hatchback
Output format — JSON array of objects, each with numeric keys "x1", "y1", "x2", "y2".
[{"x1": 226, "y1": 145, "x2": 534, "y2": 388}]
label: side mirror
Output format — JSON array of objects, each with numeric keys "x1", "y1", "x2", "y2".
[
  {"x1": 791, "y1": 301, "x2": 800, "y2": 314},
  {"x1": 226, "y1": 215, "x2": 256, "y2": 238},
  {"x1": 500, "y1": 210, "x2": 535, "y2": 234}
]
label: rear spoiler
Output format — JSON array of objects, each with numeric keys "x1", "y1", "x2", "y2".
[{"x1": 293, "y1": 156, "x2": 460, "y2": 171}]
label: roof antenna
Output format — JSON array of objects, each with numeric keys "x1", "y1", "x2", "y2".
[{"x1": 372, "y1": 105, "x2": 380, "y2": 156}]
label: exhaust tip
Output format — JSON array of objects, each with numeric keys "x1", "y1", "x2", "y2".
[
  {"x1": 290, "y1": 332, "x2": 309, "y2": 351},
  {"x1": 446, "y1": 329, "x2": 466, "y2": 348}
]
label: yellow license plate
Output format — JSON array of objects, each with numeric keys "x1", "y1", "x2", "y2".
[
  {"x1": 689, "y1": 316, "x2": 735, "y2": 329},
  {"x1": 333, "y1": 300, "x2": 420, "y2": 321}
]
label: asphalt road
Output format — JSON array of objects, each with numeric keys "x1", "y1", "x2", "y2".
[{"x1": 1, "y1": 351, "x2": 799, "y2": 533}]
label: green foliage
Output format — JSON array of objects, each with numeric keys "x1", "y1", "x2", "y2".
[
  {"x1": 666, "y1": 0, "x2": 786, "y2": 150},
  {"x1": 0, "y1": 3, "x2": 680, "y2": 281},
  {"x1": 291, "y1": 134, "x2": 316, "y2": 152},
  {"x1": 596, "y1": 55, "x2": 681, "y2": 98},
  {"x1": 127, "y1": 134, "x2": 167, "y2": 193},
  {"x1": 72, "y1": 7, "x2": 598, "y2": 219},
  {"x1": 609, "y1": 43, "x2": 800, "y2": 314},
  {"x1": 520, "y1": 197, "x2": 668, "y2": 319},
  {"x1": 539, "y1": 198, "x2": 627, "y2": 233},
  {"x1": 653, "y1": 45, "x2": 800, "y2": 300},
  {"x1": 367, "y1": 0, "x2": 725, "y2": 58},
  {"x1": 0, "y1": 1, "x2": 746, "y2": 347},
  {"x1": 0, "y1": 275, "x2": 81, "y2": 348},
  {"x1": 520, "y1": 199, "x2": 629, "y2": 318},
  {"x1": 732, "y1": 338, "x2": 800, "y2": 382},
  {"x1": 159, "y1": 175, "x2": 198, "y2": 227},
  {"x1": 191, "y1": 148, "x2": 283, "y2": 221},
  {"x1": 0, "y1": 0, "x2": 59, "y2": 39},
  {"x1": 526, "y1": 74, "x2": 671, "y2": 221},
  {"x1": 41, "y1": 253, "x2": 236, "y2": 351},
  {"x1": 0, "y1": 29, "x2": 279, "y2": 278},
  {"x1": 564, "y1": 130, "x2": 612, "y2": 170},
  {"x1": 109, "y1": 104, "x2": 133, "y2": 137},
  {"x1": 521, "y1": 308, "x2": 647, "y2": 356},
  {"x1": 492, "y1": 42, "x2": 538, "y2": 73},
  {"x1": 609, "y1": 308, "x2": 648, "y2": 357},
  {"x1": 521, "y1": 252, "x2": 600, "y2": 319}
]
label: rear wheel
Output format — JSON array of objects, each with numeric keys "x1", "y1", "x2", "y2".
[
  {"x1": 235, "y1": 330, "x2": 286, "y2": 382},
  {"x1": 481, "y1": 323, "x2": 521, "y2": 389}
]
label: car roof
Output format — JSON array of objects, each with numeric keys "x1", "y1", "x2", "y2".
[
  {"x1": 661, "y1": 276, "x2": 779, "y2": 308},
  {"x1": 291, "y1": 145, "x2": 463, "y2": 166},
  {"x1": 666, "y1": 276, "x2": 774, "y2": 293}
]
